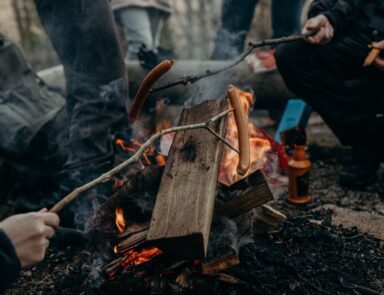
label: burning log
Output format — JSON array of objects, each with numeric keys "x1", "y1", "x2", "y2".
[{"x1": 146, "y1": 99, "x2": 229, "y2": 259}]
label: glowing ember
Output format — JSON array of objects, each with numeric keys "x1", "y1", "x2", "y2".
[
  {"x1": 219, "y1": 88, "x2": 272, "y2": 186},
  {"x1": 121, "y1": 247, "x2": 162, "y2": 268},
  {"x1": 115, "y1": 208, "x2": 126, "y2": 233}
]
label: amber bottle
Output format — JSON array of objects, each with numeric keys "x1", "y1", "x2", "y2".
[{"x1": 288, "y1": 145, "x2": 311, "y2": 204}]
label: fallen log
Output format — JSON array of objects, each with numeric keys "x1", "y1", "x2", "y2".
[
  {"x1": 37, "y1": 61, "x2": 292, "y2": 109},
  {"x1": 146, "y1": 99, "x2": 228, "y2": 259}
]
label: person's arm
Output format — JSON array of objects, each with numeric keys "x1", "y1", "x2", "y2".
[
  {"x1": 370, "y1": 2, "x2": 384, "y2": 33},
  {"x1": 308, "y1": 0, "x2": 361, "y2": 34},
  {"x1": 0, "y1": 210, "x2": 59, "y2": 291}
]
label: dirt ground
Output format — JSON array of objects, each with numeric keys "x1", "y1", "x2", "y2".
[{"x1": 3, "y1": 113, "x2": 384, "y2": 294}]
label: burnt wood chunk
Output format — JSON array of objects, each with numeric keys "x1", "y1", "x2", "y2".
[
  {"x1": 215, "y1": 170, "x2": 273, "y2": 219},
  {"x1": 147, "y1": 99, "x2": 228, "y2": 259}
]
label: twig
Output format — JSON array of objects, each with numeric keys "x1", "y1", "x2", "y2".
[
  {"x1": 49, "y1": 108, "x2": 234, "y2": 213},
  {"x1": 151, "y1": 33, "x2": 312, "y2": 93}
]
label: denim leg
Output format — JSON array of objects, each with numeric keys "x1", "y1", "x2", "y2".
[
  {"x1": 34, "y1": 0, "x2": 128, "y2": 167},
  {"x1": 212, "y1": 0, "x2": 259, "y2": 60},
  {"x1": 271, "y1": 0, "x2": 304, "y2": 38},
  {"x1": 118, "y1": 7, "x2": 153, "y2": 60},
  {"x1": 148, "y1": 8, "x2": 169, "y2": 51}
]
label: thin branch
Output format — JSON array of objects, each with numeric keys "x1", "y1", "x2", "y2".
[
  {"x1": 49, "y1": 108, "x2": 234, "y2": 213},
  {"x1": 151, "y1": 32, "x2": 312, "y2": 93},
  {"x1": 205, "y1": 126, "x2": 239, "y2": 154}
]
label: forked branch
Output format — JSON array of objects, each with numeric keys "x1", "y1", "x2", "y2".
[{"x1": 49, "y1": 108, "x2": 234, "y2": 213}]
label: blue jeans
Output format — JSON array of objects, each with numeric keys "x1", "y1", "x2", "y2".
[
  {"x1": 212, "y1": 0, "x2": 304, "y2": 60},
  {"x1": 115, "y1": 7, "x2": 169, "y2": 61}
]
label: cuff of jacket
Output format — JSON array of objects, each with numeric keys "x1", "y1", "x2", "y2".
[
  {"x1": 0, "y1": 229, "x2": 21, "y2": 292},
  {"x1": 320, "y1": 11, "x2": 340, "y2": 33},
  {"x1": 370, "y1": 18, "x2": 384, "y2": 33}
]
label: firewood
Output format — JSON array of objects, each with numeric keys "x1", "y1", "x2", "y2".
[
  {"x1": 147, "y1": 99, "x2": 229, "y2": 259},
  {"x1": 201, "y1": 251, "x2": 240, "y2": 275},
  {"x1": 215, "y1": 170, "x2": 273, "y2": 219},
  {"x1": 115, "y1": 171, "x2": 278, "y2": 255},
  {"x1": 253, "y1": 204, "x2": 287, "y2": 234},
  {"x1": 117, "y1": 230, "x2": 149, "y2": 253},
  {"x1": 214, "y1": 273, "x2": 245, "y2": 285},
  {"x1": 175, "y1": 268, "x2": 192, "y2": 288}
]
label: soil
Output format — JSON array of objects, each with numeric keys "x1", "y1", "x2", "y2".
[{"x1": 3, "y1": 114, "x2": 384, "y2": 294}]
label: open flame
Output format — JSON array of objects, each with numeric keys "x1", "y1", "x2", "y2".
[
  {"x1": 120, "y1": 247, "x2": 162, "y2": 269},
  {"x1": 219, "y1": 88, "x2": 271, "y2": 186},
  {"x1": 115, "y1": 208, "x2": 126, "y2": 233}
]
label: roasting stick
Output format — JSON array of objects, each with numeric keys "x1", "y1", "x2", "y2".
[
  {"x1": 227, "y1": 85, "x2": 250, "y2": 176},
  {"x1": 128, "y1": 59, "x2": 174, "y2": 122},
  {"x1": 151, "y1": 32, "x2": 314, "y2": 93},
  {"x1": 48, "y1": 108, "x2": 235, "y2": 213}
]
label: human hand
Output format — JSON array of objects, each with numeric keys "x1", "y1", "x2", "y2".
[
  {"x1": 302, "y1": 14, "x2": 334, "y2": 45},
  {"x1": 0, "y1": 209, "x2": 60, "y2": 267},
  {"x1": 372, "y1": 40, "x2": 384, "y2": 71}
]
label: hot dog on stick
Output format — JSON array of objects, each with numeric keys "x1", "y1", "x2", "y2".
[
  {"x1": 227, "y1": 85, "x2": 250, "y2": 176},
  {"x1": 129, "y1": 60, "x2": 174, "y2": 122}
]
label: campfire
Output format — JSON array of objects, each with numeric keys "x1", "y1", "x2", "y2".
[{"x1": 103, "y1": 84, "x2": 287, "y2": 284}]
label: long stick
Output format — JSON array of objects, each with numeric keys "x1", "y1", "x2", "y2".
[
  {"x1": 150, "y1": 33, "x2": 311, "y2": 93},
  {"x1": 49, "y1": 109, "x2": 233, "y2": 213}
]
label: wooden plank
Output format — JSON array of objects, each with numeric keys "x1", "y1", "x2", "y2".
[{"x1": 147, "y1": 99, "x2": 228, "y2": 259}]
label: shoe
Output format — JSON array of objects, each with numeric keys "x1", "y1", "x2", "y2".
[{"x1": 339, "y1": 150, "x2": 380, "y2": 189}]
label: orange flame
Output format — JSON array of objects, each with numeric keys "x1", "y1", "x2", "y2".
[
  {"x1": 115, "y1": 208, "x2": 126, "y2": 233},
  {"x1": 121, "y1": 247, "x2": 162, "y2": 268},
  {"x1": 219, "y1": 88, "x2": 271, "y2": 186}
]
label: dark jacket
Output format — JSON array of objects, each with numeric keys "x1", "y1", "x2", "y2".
[
  {"x1": 0, "y1": 229, "x2": 21, "y2": 292},
  {"x1": 308, "y1": 0, "x2": 384, "y2": 34}
]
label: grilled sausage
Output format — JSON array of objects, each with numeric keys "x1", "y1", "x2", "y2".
[
  {"x1": 129, "y1": 60, "x2": 174, "y2": 122},
  {"x1": 227, "y1": 85, "x2": 250, "y2": 175},
  {"x1": 363, "y1": 47, "x2": 382, "y2": 67}
]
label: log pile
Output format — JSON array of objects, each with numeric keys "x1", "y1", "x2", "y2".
[{"x1": 103, "y1": 98, "x2": 286, "y2": 283}]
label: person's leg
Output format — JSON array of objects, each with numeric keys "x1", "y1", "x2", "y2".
[
  {"x1": 148, "y1": 8, "x2": 169, "y2": 52},
  {"x1": 118, "y1": 7, "x2": 153, "y2": 60},
  {"x1": 212, "y1": 0, "x2": 259, "y2": 60},
  {"x1": 275, "y1": 26, "x2": 384, "y2": 187},
  {"x1": 271, "y1": 0, "x2": 303, "y2": 38},
  {"x1": 34, "y1": 0, "x2": 129, "y2": 227}
]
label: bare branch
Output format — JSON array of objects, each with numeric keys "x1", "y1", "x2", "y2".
[
  {"x1": 49, "y1": 108, "x2": 233, "y2": 213},
  {"x1": 151, "y1": 33, "x2": 312, "y2": 93}
]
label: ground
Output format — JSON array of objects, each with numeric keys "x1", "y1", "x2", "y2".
[{"x1": 3, "y1": 113, "x2": 384, "y2": 294}]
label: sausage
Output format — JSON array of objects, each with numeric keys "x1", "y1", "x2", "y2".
[
  {"x1": 128, "y1": 60, "x2": 174, "y2": 122},
  {"x1": 227, "y1": 85, "x2": 250, "y2": 175},
  {"x1": 363, "y1": 47, "x2": 382, "y2": 67}
]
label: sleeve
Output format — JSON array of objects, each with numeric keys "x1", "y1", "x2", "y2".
[
  {"x1": 308, "y1": 0, "x2": 361, "y2": 34},
  {"x1": 0, "y1": 229, "x2": 21, "y2": 292},
  {"x1": 370, "y1": 2, "x2": 384, "y2": 33}
]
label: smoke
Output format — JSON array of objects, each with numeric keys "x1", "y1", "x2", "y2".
[{"x1": 208, "y1": 216, "x2": 253, "y2": 259}]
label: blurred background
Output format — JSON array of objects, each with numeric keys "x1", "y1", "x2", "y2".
[{"x1": 0, "y1": 0, "x2": 311, "y2": 71}]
